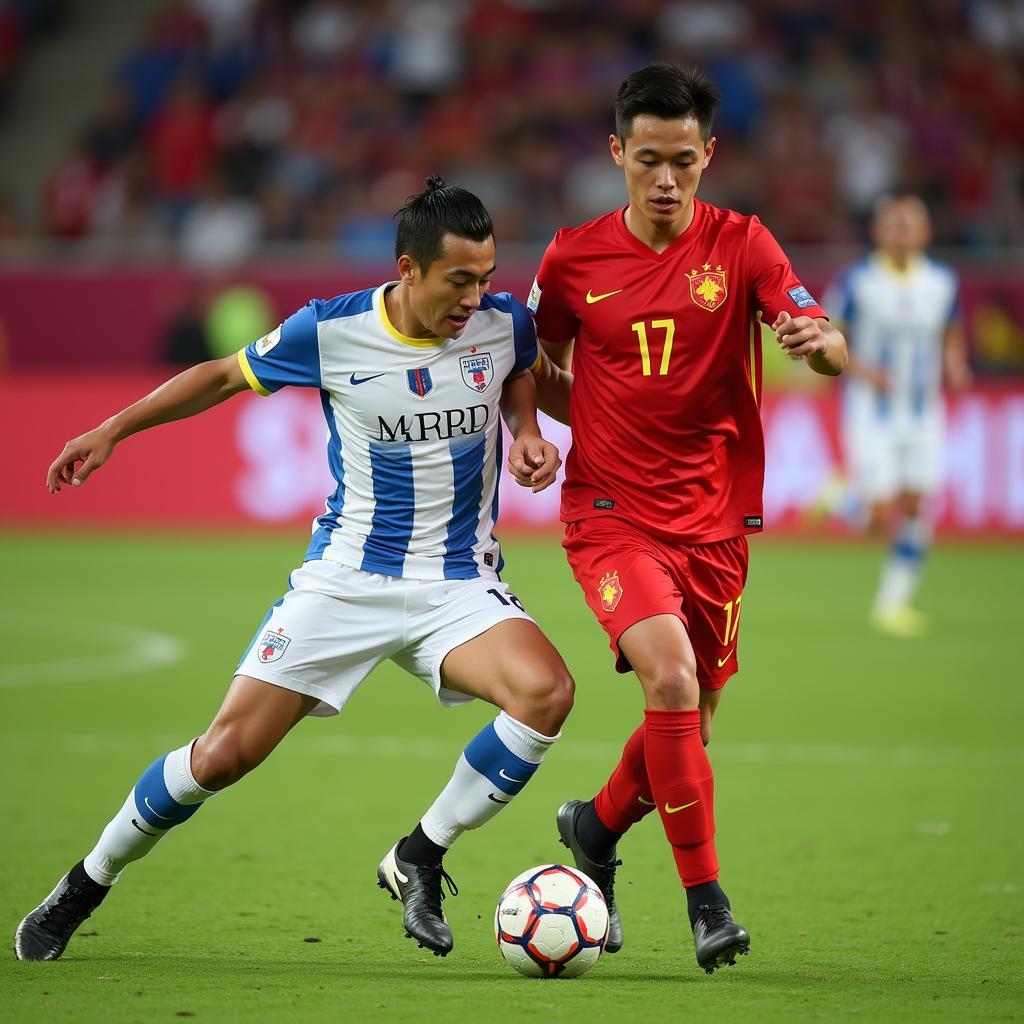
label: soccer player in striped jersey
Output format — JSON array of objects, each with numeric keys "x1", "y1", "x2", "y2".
[
  {"x1": 823, "y1": 193, "x2": 971, "y2": 636},
  {"x1": 15, "y1": 177, "x2": 574, "y2": 962},
  {"x1": 528, "y1": 64, "x2": 847, "y2": 973}
]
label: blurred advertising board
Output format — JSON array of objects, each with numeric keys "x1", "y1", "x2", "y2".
[{"x1": 3, "y1": 375, "x2": 1022, "y2": 536}]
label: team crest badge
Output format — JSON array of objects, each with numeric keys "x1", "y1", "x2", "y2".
[
  {"x1": 258, "y1": 628, "x2": 291, "y2": 663},
  {"x1": 460, "y1": 352, "x2": 493, "y2": 393},
  {"x1": 407, "y1": 367, "x2": 434, "y2": 398},
  {"x1": 687, "y1": 265, "x2": 728, "y2": 311},
  {"x1": 597, "y1": 571, "x2": 623, "y2": 613},
  {"x1": 254, "y1": 326, "x2": 281, "y2": 356}
]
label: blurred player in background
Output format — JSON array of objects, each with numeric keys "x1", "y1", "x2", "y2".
[
  {"x1": 529, "y1": 64, "x2": 847, "y2": 973},
  {"x1": 824, "y1": 193, "x2": 971, "y2": 637},
  {"x1": 15, "y1": 178, "x2": 574, "y2": 962}
]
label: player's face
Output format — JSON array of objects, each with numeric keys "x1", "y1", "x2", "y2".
[
  {"x1": 872, "y1": 198, "x2": 931, "y2": 258},
  {"x1": 611, "y1": 115, "x2": 715, "y2": 235},
  {"x1": 400, "y1": 233, "x2": 496, "y2": 339}
]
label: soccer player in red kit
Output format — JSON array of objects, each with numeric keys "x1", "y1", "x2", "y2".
[{"x1": 527, "y1": 64, "x2": 848, "y2": 973}]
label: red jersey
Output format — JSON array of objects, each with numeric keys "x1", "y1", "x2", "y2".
[{"x1": 530, "y1": 199, "x2": 827, "y2": 544}]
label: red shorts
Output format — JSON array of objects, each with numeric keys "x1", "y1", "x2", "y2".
[{"x1": 563, "y1": 517, "x2": 749, "y2": 690}]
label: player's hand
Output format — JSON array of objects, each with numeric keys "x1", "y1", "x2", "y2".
[
  {"x1": 508, "y1": 433, "x2": 561, "y2": 493},
  {"x1": 47, "y1": 426, "x2": 116, "y2": 492},
  {"x1": 772, "y1": 311, "x2": 828, "y2": 361}
]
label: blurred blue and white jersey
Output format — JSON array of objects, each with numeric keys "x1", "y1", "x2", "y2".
[
  {"x1": 237, "y1": 283, "x2": 537, "y2": 580},
  {"x1": 824, "y1": 253, "x2": 959, "y2": 427}
]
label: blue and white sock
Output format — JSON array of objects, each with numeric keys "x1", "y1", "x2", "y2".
[
  {"x1": 83, "y1": 741, "x2": 216, "y2": 886},
  {"x1": 419, "y1": 712, "x2": 559, "y2": 849},
  {"x1": 874, "y1": 515, "x2": 932, "y2": 613}
]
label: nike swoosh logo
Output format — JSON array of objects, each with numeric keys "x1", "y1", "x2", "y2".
[
  {"x1": 664, "y1": 800, "x2": 699, "y2": 814},
  {"x1": 637, "y1": 796, "x2": 656, "y2": 806},
  {"x1": 487, "y1": 793, "x2": 510, "y2": 805},
  {"x1": 350, "y1": 372, "x2": 385, "y2": 385},
  {"x1": 144, "y1": 797, "x2": 174, "y2": 821},
  {"x1": 499, "y1": 769, "x2": 525, "y2": 784},
  {"x1": 586, "y1": 288, "x2": 623, "y2": 304},
  {"x1": 717, "y1": 649, "x2": 735, "y2": 668},
  {"x1": 131, "y1": 818, "x2": 158, "y2": 837}
]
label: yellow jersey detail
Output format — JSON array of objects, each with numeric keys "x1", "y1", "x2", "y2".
[
  {"x1": 237, "y1": 349, "x2": 271, "y2": 397},
  {"x1": 379, "y1": 282, "x2": 449, "y2": 349},
  {"x1": 585, "y1": 288, "x2": 623, "y2": 304}
]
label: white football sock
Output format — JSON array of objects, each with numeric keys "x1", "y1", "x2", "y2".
[
  {"x1": 873, "y1": 515, "x2": 931, "y2": 612},
  {"x1": 420, "y1": 712, "x2": 559, "y2": 849},
  {"x1": 83, "y1": 741, "x2": 215, "y2": 886}
]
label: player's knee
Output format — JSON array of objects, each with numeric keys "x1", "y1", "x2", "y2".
[
  {"x1": 505, "y1": 665, "x2": 574, "y2": 736},
  {"x1": 640, "y1": 659, "x2": 699, "y2": 710},
  {"x1": 191, "y1": 729, "x2": 264, "y2": 790}
]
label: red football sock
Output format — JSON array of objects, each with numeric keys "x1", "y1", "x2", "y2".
[
  {"x1": 643, "y1": 708, "x2": 718, "y2": 887},
  {"x1": 594, "y1": 723, "x2": 658, "y2": 835}
]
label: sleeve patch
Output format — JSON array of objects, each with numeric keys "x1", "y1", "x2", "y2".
[
  {"x1": 787, "y1": 285, "x2": 818, "y2": 309},
  {"x1": 526, "y1": 277, "x2": 542, "y2": 314},
  {"x1": 254, "y1": 326, "x2": 282, "y2": 357}
]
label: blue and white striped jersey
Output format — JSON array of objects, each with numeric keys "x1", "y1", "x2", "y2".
[
  {"x1": 237, "y1": 282, "x2": 538, "y2": 580},
  {"x1": 824, "y1": 253, "x2": 959, "y2": 424}
]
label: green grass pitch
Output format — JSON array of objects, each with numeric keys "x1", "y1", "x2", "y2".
[{"x1": 1, "y1": 532, "x2": 1021, "y2": 1022}]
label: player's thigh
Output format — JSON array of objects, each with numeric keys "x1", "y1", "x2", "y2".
[
  {"x1": 393, "y1": 578, "x2": 573, "y2": 733},
  {"x1": 682, "y1": 534, "x2": 749, "y2": 691},
  {"x1": 235, "y1": 559, "x2": 403, "y2": 718},
  {"x1": 563, "y1": 517, "x2": 686, "y2": 675},
  {"x1": 617, "y1": 613, "x2": 700, "y2": 710},
  {"x1": 195, "y1": 674, "x2": 320, "y2": 787},
  {"x1": 899, "y1": 424, "x2": 942, "y2": 500},
  {"x1": 846, "y1": 418, "x2": 898, "y2": 506}
]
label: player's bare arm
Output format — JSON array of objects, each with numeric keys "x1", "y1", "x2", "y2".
[
  {"x1": 943, "y1": 320, "x2": 972, "y2": 391},
  {"x1": 541, "y1": 337, "x2": 574, "y2": 374},
  {"x1": 531, "y1": 345, "x2": 573, "y2": 426},
  {"x1": 47, "y1": 354, "x2": 250, "y2": 492},
  {"x1": 501, "y1": 369, "x2": 561, "y2": 493},
  {"x1": 772, "y1": 312, "x2": 848, "y2": 376}
]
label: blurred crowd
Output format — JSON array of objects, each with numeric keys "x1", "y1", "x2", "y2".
[
  {"x1": 16, "y1": 0, "x2": 1024, "y2": 265},
  {"x1": 0, "y1": 0, "x2": 65, "y2": 108}
]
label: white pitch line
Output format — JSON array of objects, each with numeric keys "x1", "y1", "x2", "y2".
[{"x1": 0, "y1": 621, "x2": 186, "y2": 687}]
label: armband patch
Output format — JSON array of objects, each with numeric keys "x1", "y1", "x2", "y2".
[
  {"x1": 527, "y1": 278, "x2": 542, "y2": 314},
  {"x1": 786, "y1": 286, "x2": 817, "y2": 309}
]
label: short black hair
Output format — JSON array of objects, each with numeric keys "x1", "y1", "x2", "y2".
[
  {"x1": 615, "y1": 64, "x2": 720, "y2": 144},
  {"x1": 394, "y1": 175, "x2": 493, "y2": 273}
]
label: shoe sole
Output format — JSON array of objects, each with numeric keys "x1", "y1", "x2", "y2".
[{"x1": 700, "y1": 938, "x2": 751, "y2": 974}]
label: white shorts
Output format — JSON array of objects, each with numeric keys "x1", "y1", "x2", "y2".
[
  {"x1": 236, "y1": 559, "x2": 535, "y2": 717},
  {"x1": 845, "y1": 417, "x2": 943, "y2": 503}
]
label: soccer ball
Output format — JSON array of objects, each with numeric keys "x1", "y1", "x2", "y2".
[{"x1": 494, "y1": 864, "x2": 608, "y2": 978}]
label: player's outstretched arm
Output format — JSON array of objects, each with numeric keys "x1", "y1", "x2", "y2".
[
  {"x1": 47, "y1": 354, "x2": 251, "y2": 492},
  {"x1": 772, "y1": 312, "x2": 848, "y2": 376},
  {"x1": 943, "y1": 321, "x2": 972, "y2": 391},
  {"x1": 531, "y1": 344, "x2": 573, "y2": 425},
  {"x1": 501, "y1": 369, "x2": 561, "y2": 493}
]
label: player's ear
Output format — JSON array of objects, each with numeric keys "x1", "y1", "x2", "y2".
[
  {"x1": 397, "y1": 254, "x2": 416, "y2": 283},
  {"x1": 609, "y1": 133, "x2": 624, "y2": 167},
  {"x1": 703, "y1": 136, "x2": 716, "y2": 168}
]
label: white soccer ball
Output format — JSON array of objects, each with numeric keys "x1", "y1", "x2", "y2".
[{"x1": 495, "y1": 864, "x2": 609, "y2": 978}]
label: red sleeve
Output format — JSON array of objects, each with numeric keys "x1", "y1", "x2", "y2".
[
  {"x1": 747, "y1": 216, "x2": 828, "y2": 321},
  {"x1": 529, "y1": 232, "x2": 578, "y2": 345}
]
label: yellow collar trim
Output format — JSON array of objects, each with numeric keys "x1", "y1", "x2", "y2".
[
  {"x1": 873, "y1": 251, "x2": 923, "y2": 278},
  {"x1": 378, "y1": 283, "x2": 449, "y2": 349}
]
